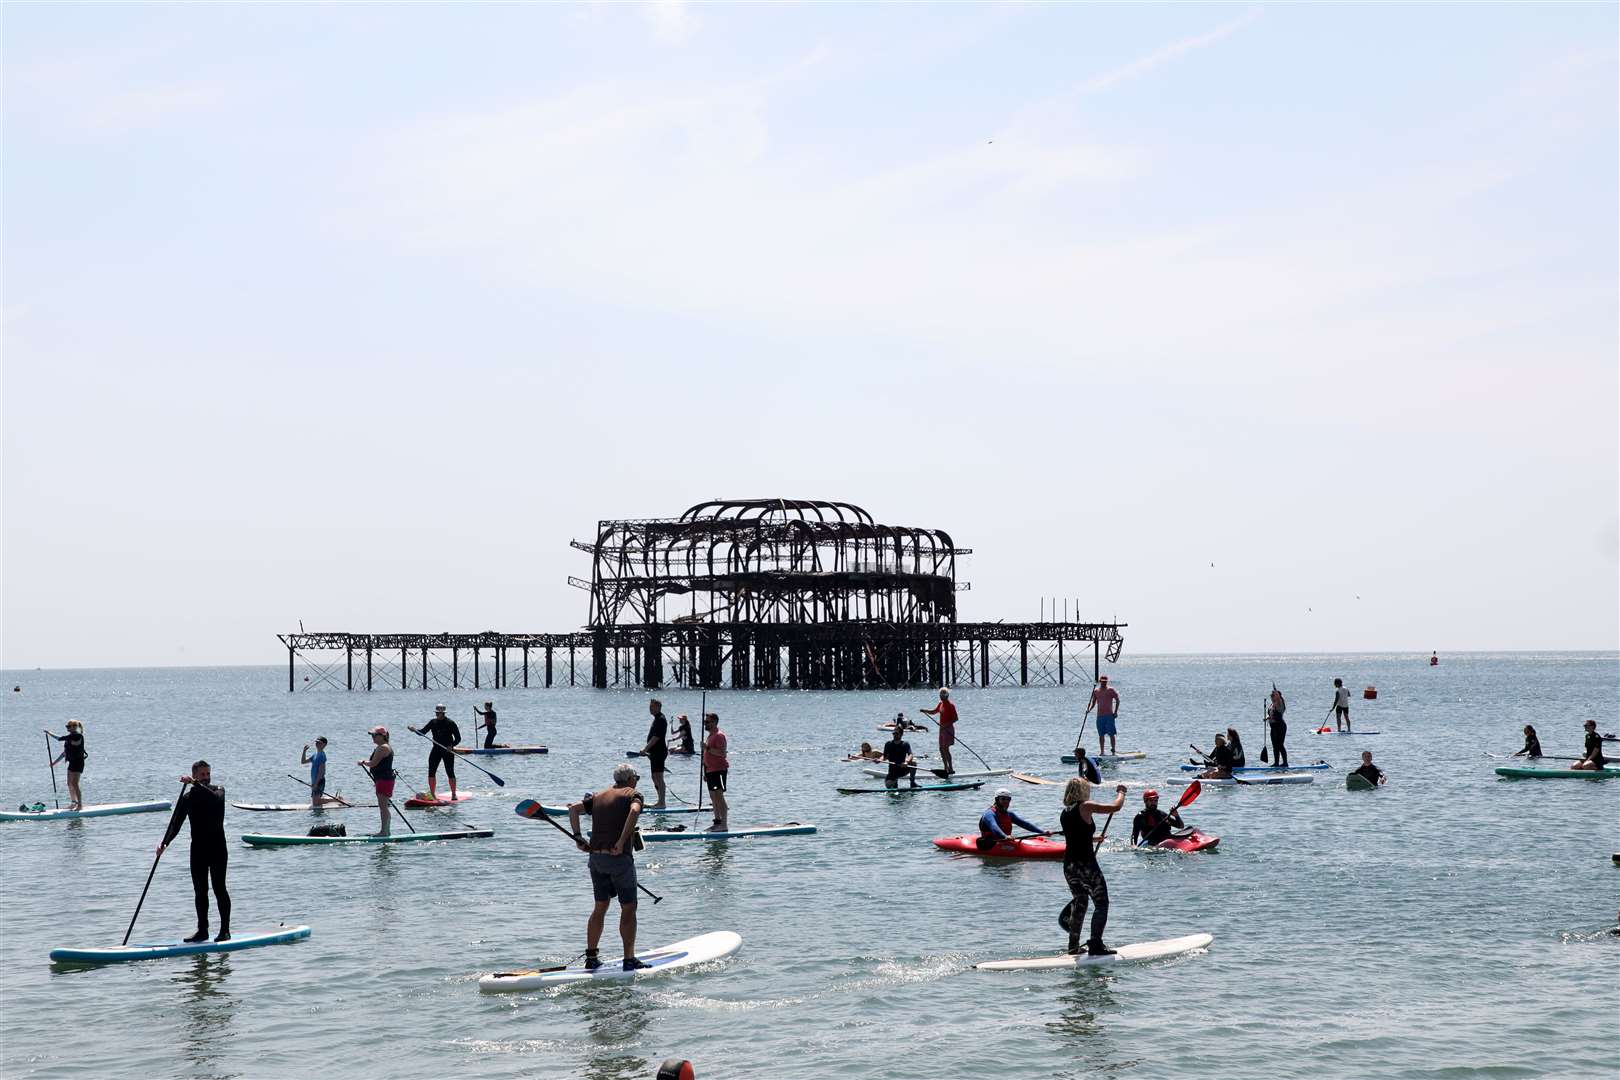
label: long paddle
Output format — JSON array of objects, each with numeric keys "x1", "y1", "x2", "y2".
[
  {"x1": 410, "y1": 728, "x2": 505, "y2": 787},
  {"x1": 286, "y1": 774, "x2": 354, "y2": 808},
  {"x1": 695, "y1": 692, "x2": 707, "y2": 814},
  {"x1": 45, "y1": 733, "x2": 59, "y2": 809},
  {"x1": 359, "y1": 764, "x2": 415, "y2": 833},
  {"x1": 1134, "y1": 781, "x2": 1201, "y2": 847},
  {"x1": 1078, "y1": 682, "x2": 1096, "y2": 750},
  {"x1": 125, "y1": 782, "x2": 189, "y2": 945},
  {"x1": 514, "y1": 800, "x2": 662, "y2": 903},
  {"x1": 1259, "y1": 697, "x2": 1269, "y2": 764}
]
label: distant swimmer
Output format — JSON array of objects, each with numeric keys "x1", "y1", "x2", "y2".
[
  {"x1": 359, "y1": 726, "x2": 396, "y2": 836},
  {"x1": 1571, "y1": 719, "x2": 1607, "y2": 771},
  {"x1": 919, "y1": 688, "x2": 958, "y2": 776},
  {"x1": 882, "y1": 725, "x2": 918, "y2": 789},
  {"x1": 159, "y1": 762, "x2": 230, "y2": 943},
  {"x1": 1331, "y1": 678, "x2": 1352, "y2": 732},
  {"x1": 300, "y1": 737, "x2": 331, "y2": 806},
  {"x1": 1060, "y1": 777, "x2": 1126, "y2": 956},
  {"x1": 1350, "y1": 750, "x2": 1386, "y2": 787},
  {"x1": 45, "y1": 720, "x2": 87, "y2": 810},
  {"x1": 1510, "y1": 725, "x2": 1543, "y2": 759},
  {"x1": 1087, "y1": 676, "x2": 1121, "y2": 757}
]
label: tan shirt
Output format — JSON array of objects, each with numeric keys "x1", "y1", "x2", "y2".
[{"x1": 585, "y1": 786, "x2": 644, "y2": 852}]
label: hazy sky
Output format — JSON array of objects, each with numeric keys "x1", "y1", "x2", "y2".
[{"x1": 3, "y1": 4, "x2": 1616, "y2": 668}]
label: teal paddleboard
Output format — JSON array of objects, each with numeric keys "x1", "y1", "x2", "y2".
[
  {"x1": 50, "y1": 925, "x2": 311, "y2": 964},
  {"x1": 1494, "y1": 766, "x2": 1620, "y2": 780},
  {"x1": 1345, "y1": 773, "x2": 1377, "y2": 790}
]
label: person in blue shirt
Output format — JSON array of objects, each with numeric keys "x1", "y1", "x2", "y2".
[
  {"x1": 300, "y1": 737, "x2": 330, "y2": 806},
  {"x1": 975, "y1": 789, "x2": 1041, "y2": 851}
]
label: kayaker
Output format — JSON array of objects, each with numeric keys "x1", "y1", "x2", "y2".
[
  {"x1": 673, "y1": 714, "x2": 695, "y2": 755},
  {"x1": 475, "y1": 701, "x2": 499, "y2": 749},
  {"x1": 702, "y1": 713, "x2": 729, "y2": 831},
  {"x1": 1088, "y1": 676, "x2": 1121, "y2": 757},
  {"x1": 1509, "y1": 725, "x2": 1543, "y2": 758},
  {"x1": 359, "y1": 726, "x2": 395, "y2": 836},
  {"x1": 642, "y1": 699, "x2": 670, "y2": 808},
  {"x1": 1225, "y1": 727, "x2": 1247, "y2": 768},
  {"x1": 1330, "y1": 678, "x2": 1352, "y2": 732},
  {"x1": 1266, "y1": 693, "x2": 1289, "y2": 767},
  {"x1": 45, "y1": 720, "x2": 87, "y2": 810},
  {"x1": 1130, "y1": 789, "x2": 1188, "y2": 847},
  {"x1": 158, "y1": 762, "x2": 230, "y2": 943},
  {"x1": 299, "y1": 737, "x2": 329, "y2": 807},
  {"x1": 567, "y1": 763, "x2": 648, "y2": 972},
  {"x1": 1197, "y1": 734, "x2": 1236, "y2": 779},
  {"x1": 976, "y1": 789, "x2": 1041, "y2": 849},
  {"x1": 919, "y1": 688, "x2": 958, "y2": 776},
  {"x1": 1350, "y1": 750, "x2": 1385, "y2": 787},
  {"x1": 1571, "y1": 719, "x2": 1608, "y2": 771},
  {"x1": 883, "y1": 726, "x2": 918, "y2": 789},
  {"x1": 1059, "y1": 776, "x2": 1126, "y2": 956},
  {"x1": 407, "y1": 705, "x2": 460, "y2": 803}
]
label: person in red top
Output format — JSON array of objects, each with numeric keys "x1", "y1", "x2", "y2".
[
  {"x1": 701, "y1": 713, "x2": 729, "y2": 831},
  {"x1": 920, "y1": 688, "x2": 958, "y2": 776}
]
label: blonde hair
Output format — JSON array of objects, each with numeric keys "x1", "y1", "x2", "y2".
[
  {"x1": 66, "y1": 719, "x2": 84, "y2": 733},
  {"x1": 1062, "y1": 776, "x2": 1091, "y2": 806}
]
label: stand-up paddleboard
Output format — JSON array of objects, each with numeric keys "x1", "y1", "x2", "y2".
[
  {"x1": 231, "y1": 802, "x2": 371, "y2": 812},
  {"x1": 1164, "y1": 774, "x2": 1314, "y2": 787},
  {"x1": 50, "y1": 925, "x2": 311, "y2": 965},
  {"x1": 861, "y1": 767, "x2": 1010, "y2": 781},
  {"x1": 525, "y1": 801, "x2": 705, "y2": 817},
  {"x1": 933, "y1": 834, "x2": 1065, "y2": 860},
  {"x1": 1177, "y1": 760, "x2": 1330, "y2": 772},
  {"x1": 1011, "y1": 772, "x2": 1058, "y2": 786},
  {"x1": 479, "y1": 931, "x2": 741, "y2": 992},
  {"x1": 1345, "y1": 773, "x2": 1379, "y2": 791},
  {"x1": 1494, "y1": 766, "x2": 1620, "y2": 780},
  {"x1": 627, "y1": 749, "x2": 696, "y2": 758},
  {"x1": 1150, "y1": 831, "x2": 1220, "y2": 853},
  {"x1": 837, "y1": 782, "x2": 984, "y2": 795},
  {"x1": 452, "y1": 745, "x2": 547, "y2": 755},
  {"x1": 641, "y1": 823, "x2": 816, "y2": 842},
  {"x1": 0, "y1": 801, "x2": 171, "y2": 822},
  {"x1": 976, "y1": 932, "x2": 1213, "y2": 971},
  {"x1": 1061, "y1": 752, "x2": 1147, "y2": 764},
  {"x1": 1313, "y1": 729, "x2": 1381, "y2": 736},
  {"x1": 403, "y1": 792, "x2": 475, "y2": 808},
  {"x1": 241, "y1": 829, "x2": 494, "y2": 846},
  {"x1": 1482, "y1": 752, "x2": 1582, "y2": 762}
]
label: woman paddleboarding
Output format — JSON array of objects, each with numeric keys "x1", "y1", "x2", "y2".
[
  {"x1": 45, "y1": 720, "x2": 87, "y2": 810},
  {"x1": 359, "y1": 726, "x2": 396, "y2": 836},
  {"x1": 1060, "y1": 777, "x2": 1126, "y2": 956}
]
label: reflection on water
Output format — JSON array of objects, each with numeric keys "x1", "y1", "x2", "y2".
[
  {"x1": 696, "y1": 841, "x2": 731, "y2": 879},
  {"x1": 172, "y1": 954, "x2": 238, "y2": 1079},
  {"x1": 573, "y1": 983, "x2": 651, "y2": 1080}
]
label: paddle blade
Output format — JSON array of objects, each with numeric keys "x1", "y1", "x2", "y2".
[
  {"x1": 514, "y1": 800, "x2": 543, "y2": 818},
  {"x1": 1177, "y1": 781, "x2": 1202, "y2": 809},
  {"x1": 489, "y1": 773, "x2": 506, "y2": 787}
]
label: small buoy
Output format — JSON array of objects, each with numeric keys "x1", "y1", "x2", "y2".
[
  {"x1": 1429, "y1": 653, "x2": 1438, "y2": 666},
  {"x1": 1363, "y1": 686, "x2": 1378, "y2": 700},
  {"x1": 11, "y1": 686, "x2": 19, "y2": 692},
  {"x1": 656, "y1": 1060, "x2": 696, "y2": 1080}
]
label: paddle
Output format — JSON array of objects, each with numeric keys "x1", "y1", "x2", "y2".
[
  {"x1": 125, "y1": 782, "x2": 189, "y2": 945},
  {"x1": 1078, "y1": 682, "x2": 1096, "y2": 751},
  {"x1": 513, "y1": 800, "x2": 662, "y2": 903},
  {"x1": 1259, "y1": 697, "x2": 1268, "y2": 764},
  {"x1": 286, "y1": 774, "x2": 354, "y2": 808},
  {"x1": 410, "y1": 728, "x2": 505, "y2": 787},
  {"x1": 1091, "y1": 782, "x2": 1130, "y2": 853},
  {"x1": 44, "y1": 733, "x2": 59, "y2": 809},
  {"x1": 695, "y1": 691, "x2": 707, "y2": 814},
  {"x1": 359, "y1": 764, "x2": 415, "y2": 833},
  {"x1": 974, "y1": 828, "x2": 1053, "y2": 851},
  {"x1": 1135, "y1": 781, "x2": 1201, "y2": 847}
]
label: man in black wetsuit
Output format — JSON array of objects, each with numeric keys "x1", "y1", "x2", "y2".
[
  {"x1": 408, "y1": 705, "x2": 459, "y2": 802},
  {"x1": 883, "y1": 726, "x2": 918, "y2": 789},
  {"x1": 643, "y1": 699, "x2": 670, "y2": 808},
  {"x1": 1571, "y1": 719, "x2": 1608, "y2": 771},
  {"x1": 475, "y1": 701, "x2": 498, "y2": 749},
  {"x1": 1130, "y1": 789, "x2": 1187, "y2": 847},
  {"x1": 159, "y1": 761, "x2": 230, "y2": 943},
  {"x1": 1351, "y1": 750, "x2": 1385, "y2": 787}
]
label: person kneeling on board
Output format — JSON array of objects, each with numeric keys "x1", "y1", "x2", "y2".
[
  {"x1": 1351, "y1": 750, "x2": 1386, "y2": 787},
  {"x1": 883, "y1": 725, "x2": 918, "y2": 789},
  {"x1": 1197, "y1": 733, "x2": 1237, "y2": 779},
  {"x1": 976, "y1": 789, "x2": 1041, "y2": 850},
  {"x1": 569, "y1": 763, "x2": 648, "y2": 971},
  {"x1": 1060, "y1": 777, "x2": 1126, "y2": 956},
  {"x1": 1571, "y1": 719, "x2": 1608, "y2": 771},
  {"x1": 1130, "y1": 789, "x2": 1188, "y2": 847},
  {"x1": 159, "y1": 761, "x2": 230, "y2": 943}
]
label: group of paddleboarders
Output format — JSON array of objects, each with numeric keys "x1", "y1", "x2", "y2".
[{"x1": 44, "y1": 720, "x2": 87, "y2": 810}]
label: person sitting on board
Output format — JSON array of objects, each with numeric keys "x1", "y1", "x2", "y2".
[
  {"x1": 1570, "y1": 719, "x2": 1608, "y2": 771},
  {"x1": 976, "y1": 789, "x2": 1041, "y2": 850},
  {"x1": 919, "y1": 688, "x2": 958, "y2": 776},
  {"x1": 1060, "y1": 777, "x2": 1127, "y2": 956},
  {"x1": 158, "y1": 761, "x2": 231, "y2": 943},
  {"x1": 1351, "y1": 750, "x2": 1386, "y2": 787},
  {"x1": 673, "y1": 714, "x2": 695, "y2": 755},
  {"x1": 642, "y1": 698, "x2": 670, "y2": 809},
  {"x1": 846, "y1": 741, "x2": 884, "y2": 762},
  {"x1": 45, "y1": 719, "x2": 87, "y2": 810},
  {"x1": 1197, "y1": 734, "x2": 1237, "y2": 779},
  {"x1": 1509, "y1": 725, "x2": 1543, "y2": 759},
  {"x1": 882, "y1": 726, "x2": 918, "y2": 789},
  {"x1": 475, "y1": 701, "x2": 499, "y2": 749},
  {"x1": 1225, "y1": 727, "x2": 1247, "y2": 768},
  {"x1": 1088, "y1": 675, "x2": 1121, "y2": 757},
  {"x1": 568, "y1": 763, "x2": 648, "y2": 972},
  {"x1": 359, "y1": 725, "x2": 395, "y2": 836},
  {"x1": 1130, "y1": 789, "x2": 1189, "y2": 847},
  {"x1": 300, "y1": 736, "x2": 330, "y2": 807},
  {"x1": 407, "y1": 705, "x2": 460, "y2": 803},
  {"x1": 1073, "y1": 747, "x2": 1102, "y2": 784},
  {"x1": 702, "y1": 713, "x2": 729, "y2": 831}
]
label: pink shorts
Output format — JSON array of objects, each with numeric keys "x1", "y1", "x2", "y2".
[{"x1": 938, "y1": 726, "x2": 955, "y2": 749}]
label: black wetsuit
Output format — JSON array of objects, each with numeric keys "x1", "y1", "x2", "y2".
[
  {"x1": 1582, "y1": 731, "x2": 1606, "y2": 767},
  {"x1": 645, "y1": 711, "x2": 668, "y2": 774},
  {"x1": 1131, "y1": 806, "x2": 1185, "y2": 847},
  {"x1": 1074, "y1": 751, "x2": 1101, "y2": 784},
  {"x1": 419, "y1": 715, "x2": 458, "y2": 780},
  {"x1": 1519, "y1": 732, "x2": 1542, "y2": 757},
  {"x1": 883, "y1": 735, "x2": 915, "y2": 786},
  {"x1": 1059, "y1": 804, "x2": 1109, "y2": 949},
  {"x1": 674, "y1": 723, "x2": 694, "y2": 755},
  {"x1": 163, "y1": 784, "x2": 230, "y2": 936},
  {"x1": 480, "y1": 707, "x2": 498, "y2": 749},
  {"x1": 1209, "y1": 743, "x2": 1236, "y2": 773},
  {"x1": 1352, "y1": 763, "x2": 1384, "y2": 786},
  {"x1": 62, "y1": 732, "x2": 87, "y2": 774},
  {"x1": 1228, "y1": 737, "x2": 1246, "y2": 769}
]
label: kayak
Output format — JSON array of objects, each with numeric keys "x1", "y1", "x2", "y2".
[
  {"x1": 836, "y1": 782, "x2": 985, "y2": 794},
  {"x1": 50, "y1": 925, "x2": 311, "y2": 965},
  {"x1": 1061, "y1": 752, "x2": 1147, "y2": 764},
  {"x1": 976, "y1": 932, "x2": 1213, "y2": 971},
  {"x1": 627, "y1": 749, "x2": 695, "y2": 758},
  {"x1": 1345, "y1": 773, "x2": 1379, "y2": 791},
  {"x1": 641, "y1": 823, "x2": 817, "y2": 842},
  {"x1": 1152, "y1": 831, "x2": 1220, "y2": 853},
  {"x1": 403, "y1": 792, "x2": 475, "y2": 808},
  {"x1": 479, "y1": 931, "x2": 741, "y2": 992},
  {"x1": 1164, "y1": 774, "x2": 1315, "y2": 787},
  {"x1": 453, "y1": 745, "x2": 547, "y2": 755},
  {"x1": 526, "y1": 801, "x2": 705, "y2": 817},
  {"x1": 861, "y1": 767, "x2": 1011, "y2": 781},
  {"x1": 1313, "y1": 729, "x2": 1381, "y2": 735},
  {"x1": 1177, "y1": 761, "x2": 1330, "y2": 773},
  {"x1": 241, "y1": 829, "x2": 494, "y2": 846},
  {"x1": 231, "y1": 802, "x2": 371, "y2": 812},
  {"x1": 1494, "y1": 766, "x2": 1620, "y2": 780},
  {"x1": 933, "y1": 834, "x2": 1065, "y2": 860},
  {"x1": 0, "y1": 801, "x2": 171, "y2": 822}
]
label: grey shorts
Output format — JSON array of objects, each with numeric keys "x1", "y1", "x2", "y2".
[{"x1": 588, "y1": 852, "x2": 638, "y2": 905}]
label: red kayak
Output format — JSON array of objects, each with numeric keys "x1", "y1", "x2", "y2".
[
  {"x1": 933, "y1": 834, "x2": 1065, "y2": 860},
  {"x1": 403, "y1": 792, "x2": 474, "y2": 809},
  {"x1": 1154, "y1": 831, "x2": 1219, "y2": 853}
]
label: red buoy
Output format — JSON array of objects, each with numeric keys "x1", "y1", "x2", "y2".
[
  {"x1": 656, "y1": 1060, "x2": 695, "y2": 1080},
  {"x1": 1363, "y1": 686, "x2": 1377, "y2": 700}
]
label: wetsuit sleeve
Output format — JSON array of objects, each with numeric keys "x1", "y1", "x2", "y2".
[
  {"x1": 162, "y1": 792, "x2": 190, "y2": 847},
  {"x1": 1130, "y1": 812, "x2": 1144, "y2": 844},
  {"x1": 1010, "y1": 812, "x2": 1040, "y2": 834}
]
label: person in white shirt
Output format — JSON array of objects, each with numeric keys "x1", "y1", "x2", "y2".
[{"x1": 1331, "y1": 678, "x2": 1352, "y2": 733}]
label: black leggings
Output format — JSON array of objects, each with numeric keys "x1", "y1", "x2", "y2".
[
  {"x1": 428, "y1": 745, "x2": 457, "y2": 779},
  {"x1": 483, "y1": 728, "x2": 497, "y2": 749},
  {"x1": 1270, "y1": 724, "x2": 1288, "y2": 765},
  {"x1": 190, "y1": 847, "x2": 230, "y2": 932},
  {"x1": 1064, "y1": 860, "x2": 1109, "y2": 947}
]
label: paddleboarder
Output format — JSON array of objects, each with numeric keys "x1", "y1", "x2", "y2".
[
  {"x1": 1130, "y1": 789, "x2": 1189, "y2": 847},
  {"x1": 359, "y1": 726, "x2": 396, "y2": 836},
  {"x1": 1073, "y1": 747, "x2": 1102, "y2": 784},
  {"x1": 1350, "y1": 750, "x2": 1386, "y2": 787},
  {"x1": 919, "y1": 688, "x2": 958, "y2": 776},
  {"x1": 157, "y1": 762, "x2": 230, "y2": 943},
  {"x1": 475, "y1": 701, "x2": 499, "y2": 749},
  {"x1": 1571, "y1": 719, "x2": 1608, "y2": 771},
  {"x1": 846, "y1": 741, "x2": 884, "y2": 762},
  {"x1": 1087, "y1": 676, "x2": 1121, "y2": 757},
  {"x1": 1059, "y1": 776, "x2": 1126, "y2": 956},
  {"x1": 567, "y1": 763, "x2": 648, "y2": 971},
  {"x1": 45, "y1": 720, "x2": 87, "y2": 810},
  {"x1": 702, "y1": 713, "x2": 729, "y2": 831},
  {"x1": 1196, "y1": 733, "x2": 1236, "y2": 779},
  {"x1": 977, "y1": 789, "x2": 1041, "y2": 846},
  {"x1": 882, "y1": 725, "x2": 918, "y2": 789},
  {"x1": 1266, "y1": 692, "x2": 1289, "y2": 767},
  {"x1": 1330, "y1": 678, "x2": 1352, "y2": 732},
  {"x1": 300, "y1": 737, "x2": 329, "y2": 807},
  {"x1": 1509, "y1": 724, "x2": 1543, "y2": 759},
  {"x1": 643, "y1": 699, "x2": 670, "y2": 808},
  {"x1": 407, "y1": 704, "x2": 460, "y2": 803},
  {"x1": 673, "y1": 714, "x2": 695, "y2": 755},
  {"x1": 1225, "y1": 727, "x2": 1247, "y2": 768}
]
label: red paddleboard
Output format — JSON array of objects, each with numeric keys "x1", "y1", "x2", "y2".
[
  {"x1": 1155, "y1": 831, "x2": 1219, "y2": 853},
  {"x1": 403, "y1": 793, "x2": 474, "y2": 808},
  {"x1": 933, "y1": 834, "x2": 1065, "y2": 860}
]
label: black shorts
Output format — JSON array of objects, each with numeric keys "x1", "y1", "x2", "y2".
[
  {"x1": 885, "y1": 763, "x2": 912, "y2": 783},
  {"x1": 646, "y1": 747, "x2": 668, "y2": 774},
  {"x1": 588, "y1": 853, "x2": 638, "y2": 905},
  {"x1": 704, "y1": 769, "x2": 728, "y2": 792}
]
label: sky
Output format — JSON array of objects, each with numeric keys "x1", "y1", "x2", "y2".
[{"x1": 2, "y1": 3, "x2": 1616, "y2": 668}]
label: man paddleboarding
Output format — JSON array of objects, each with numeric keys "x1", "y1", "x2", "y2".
[
  {"x1": 643, "y1": 699, "x2": 670, "y2": 808},
  {"x1": 1571, "y1": 719, "x2": 1608, "y2": 771},
  {"x1": 977, "y1": 789, "x2": 1041, "y2": 849},
  {"x1": 920, "y1": 688, "x2": 958, "y2": 776},
  {"x1": 45, "y1": 720, "x2": 87, "y2": 810},
  {"x1": 702, "y1": 713, "x2": 729, "y2": 831},
  {"x1": 1350, "y1": 750, "x2": 1386, "y2": 787},
  {"x1": 475, "y1": 701, "x2": 499, "y2": 749},
  {"x1": 407, "y1": 705, "x2": 460, "y2": 803},
  {"x1": 359, "y1": 726, "x2": 396, "y2": 836},
  {"x1": 1130, "y1": 789, "x2": 1189, "y2": 847},
  {"x1": 1330, "y1": 678, "x2": 1352, "y2": 732},
  {"x1": 158, "y1": 762, "x2": 230, "y2": 943},
  {"x1": 882, "y1": 725, "x2": 918, "y2": 789},
  {"x1": 1088, "y1": 676, "x2": 1121, "y2": 757},
  {"x1": 1060, "y1": 777, "x2": 1126, "y2": 955},
  {"x1": 568, "y1": 764, "x2": 648, "y2": 971},
  {"x1": 300, "y1": 737, "x2": 330, "y2": 807}
]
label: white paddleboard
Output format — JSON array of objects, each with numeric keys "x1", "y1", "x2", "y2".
[
  {"x1": 860, "y1": 767, "x2": 1011, "y2": 780},
  {"x1": 641, "y1": 823, "x2": 816, "y2": 841},
  {"x1": 1164, "y1": 774, "x2": 1314, "y2": 787},
  {"x1": 976, "y1": 932, "x2": 1213, "y2": 971},
  {"x1": 479, "y1": 930, "x2": 741, "y2": 992},
  {"x1": 0, "y1": 801, "x2": 172, "y2": 822}
]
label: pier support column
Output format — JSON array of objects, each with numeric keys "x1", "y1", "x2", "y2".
[
  {"x1": 546, "y1": 646, "x2": 554, "y2": 688},
  {"x1": 592, "y1": 632, "x2": 608, "y2": 689},
  {"x1": 346, "y1": 645, "x2": 353, "y2": 691},
  {"x1": 522, "y1": 646, "x2": 529, "y2": 688},
  {"x1": 474, "y1": 647, "x2": 480, "y2": 689},
  {"x1": 421, "y1": 647, "x2": 428, "y2": 689},
  {"x1": 452, "y1": 647, "x2": 459, "y2": 688},
  {"x1": 366, "y1": 645, "x2": 373, "y2": 691},
  {"x1": 1057, "y1": 639, "x2": 1064, "y2": 685},
  {"x1": 980, "y1": 639, "x2": 989, "y2": 688},
  {"x1": 1019, "y1": 639, "x2": 1028, "y2": 686},
  {"x1": 288, "y1": 644, "x2": 296, "y2": 692}
]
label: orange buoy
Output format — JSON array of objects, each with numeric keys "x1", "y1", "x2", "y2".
[
  {"x1": 657, "y1": 1060, "x2": 696, "y2": 1080},
  {"x1": 1363, "y1": 686, "x2": 1377, "y2": 700}
]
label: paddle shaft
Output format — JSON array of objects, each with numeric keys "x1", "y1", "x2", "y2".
[
  {"x1": 695, "y1": 691, "x2": 707, "y2": 813},
  {"x1": 528, "y1": 804, "x2": 662, "y2": 904},
  {"x1": 124, "y1": 783, "x2": 189, "y2": 946},
  {"x1": 45, "y1": 734, "x2": 59, "y2": 809},
  {"x1": 286, "y1": 774, "x2": 354, "y2": 808},
  {"x1": 359, "y1": 764, "x2": 416, "y2": 833},
  {"x1": 410, "y1": 728, "x2": 505, "y2": 786},
  {"x1": 1259, "y1": 697, "x2": 1269, "y2": 763}
]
